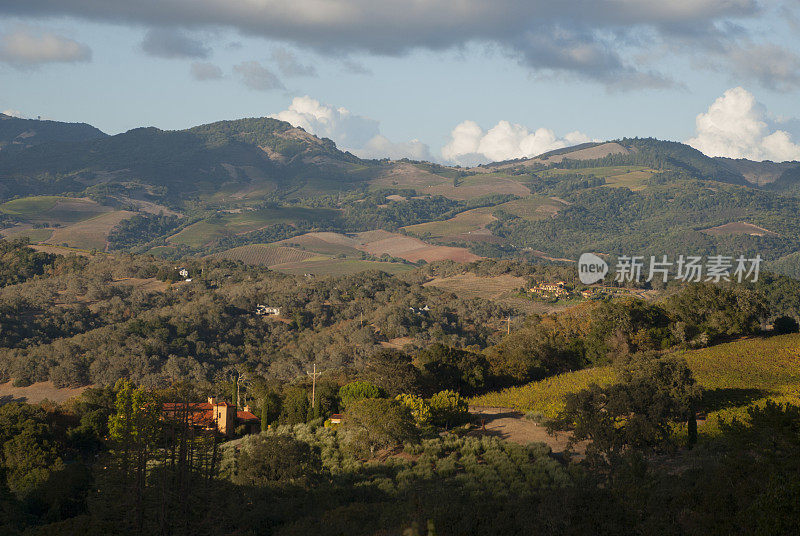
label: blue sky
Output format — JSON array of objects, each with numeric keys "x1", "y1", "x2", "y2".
[{"x1": 1, "y1": 1, "x2": 800, "y2": 164}]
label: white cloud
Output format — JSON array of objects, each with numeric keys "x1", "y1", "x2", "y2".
[
  {"x1": 688, "y1": 87, "x2": 800, "y2": 162},
  {"x1": 442, "y1": 120, "x2": 592, "y2": 166},
  {"x1": 233, "y1": 61, "x2": 284, "y2": 91},
  {"x1": 271, "y1": 96, "x2": 431, "y2": 160},
  {"x1": 1, "y1": 109, "x2": 26, "y2": 118},
  {"x1": 0, "y1": 26, "x2": 91, "y2": 67}
]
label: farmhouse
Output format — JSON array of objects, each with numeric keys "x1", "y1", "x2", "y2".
[
  {"x1": 530, "y1": 281, "x2": 569, "y2": 297},
  {"x1": 256, "y1": 304, "x2": 281, "y2": 316},
  {"x1": 162, "y1": 397, "x2": 260, "y2": 437}
]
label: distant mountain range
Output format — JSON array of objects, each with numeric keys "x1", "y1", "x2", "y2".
[
  {"x1": 1, "y1": 113, "x2": 799, "y2": 201},
  {"x1": 1, "y1": 113, "x2": 800, "y2": 278}
]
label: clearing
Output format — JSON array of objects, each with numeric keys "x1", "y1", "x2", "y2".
[
  {"x1": 468, "y1": 406, "x2": 578, "y2": 455},
  {"x1": 0, "y1": 381, "x2": 88, "y2": 405}
]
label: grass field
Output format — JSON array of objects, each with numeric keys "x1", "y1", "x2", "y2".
[
  {"x1": 167, "y1": 207, "x2": 340, "y2": 248},
  {"x1": 540, "y1": 166, "x2": 654, "y2": 191},
  {"x1": 0, "y1": 196, "x2": 62, "y2": 215},
  {"x1": 470, "y1": 333, "x2": 800, "y2": 435},
  {"x1": 209, "y1": 244, "x2": 321, "y2": 266},
  {"x1": 403, "y1": 206, "x2": 496, "y2": 238},
  {"x1": 45, "y1": 210, "x2": 135, "y2": 250},
  {"x1": 497, "y1": 196, "x2": 565, "y2": 220},
  {"x1": 1, "y1": 196, "x2": 113, "y2": 226}
]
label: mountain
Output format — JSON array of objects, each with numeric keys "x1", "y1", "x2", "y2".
[
  {"x1": 715, "y1": 157, "x2": 800, "y2": 187},
  {"x1": 0, "y1": 117, "x2": 367, "y2": 200},
  {"x1": 0, "y1": 113, "x2": 107, "y2": 153}
]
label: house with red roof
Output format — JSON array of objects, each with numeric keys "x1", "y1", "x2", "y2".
[{"x1": 163, "y1": 397, "x2": 260, "y2": 437}]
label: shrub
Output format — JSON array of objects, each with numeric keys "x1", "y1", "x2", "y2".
[{"x1": 773, "y1": 316, "x2": 799, "y2": 335}]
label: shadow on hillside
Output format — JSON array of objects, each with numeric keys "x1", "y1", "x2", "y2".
[{"x1": 700, "y1": 388, "x2": 768, "y2": 412}]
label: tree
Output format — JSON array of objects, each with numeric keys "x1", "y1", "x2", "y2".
[
  {"x1": 342, "y1": 399, "x2": 417, "y2": 457},
  {"x1": 416, "y1": 344, "x2": 491, "y2": 396},
  {"x1": 234, "y1": 435, "x2": 321, "y2": 486},
  {"x1": 280, "y1": 387, "x2": 309, "y2": 425},
  {"x1": 338, "y1": 381, "x2": 383, "y2": 410},
  {"x1": 773, "y1": 315, "x2": 799, "y2": 335},
  {"x1": 427, "y1": 390, "x2": 469, "y2": 428},
  {"x1": 362, "y1": 350, "x2": 422, "y2": 396},
  {"x1": 549, "y1": 353, "x2": 699, "y2": 467}
]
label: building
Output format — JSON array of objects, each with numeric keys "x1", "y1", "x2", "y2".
[
  {"x1": 329, "y1": 414, "x2": 343, "y2": 424},
  {"x1": 162, "y1": 397, "x2": 260, "y2": 437},
  {"x1": 255, "y1": 304, "x2": 281, "y2": 316},
  {"x1": 530, "y1": 281, "x2": 569, "y2": 297}
]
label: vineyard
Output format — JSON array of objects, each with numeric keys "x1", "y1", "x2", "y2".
[
  {"x1": 471, "y1": 333, "x2": 800, "y2": 434},
  {"x1": 210, "y1": 244, "x2": 320, "y2": 266}
]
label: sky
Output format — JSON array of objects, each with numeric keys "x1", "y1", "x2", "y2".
[{"x1": 1, "y1": 1, "x2": 800, "y2": 164}]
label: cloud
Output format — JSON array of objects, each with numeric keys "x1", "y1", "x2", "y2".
[
  {"x1": 442, "y1": 120, "x2": 593, "y2": 166},
  {"x1": 233, "y1": 61, "x2": 284, "y2": 91},
  {"x1": 1, "y1": 109, "x2": 26, "y2": 118},
  {"x1": 271, "y1": 95, "x2": 431, "y2": 160},
  {"x1": 688, "y1": 87, "x2": 800, "y2": 162},
  {"x1": 0, "y1": 26, "x2": 91, "y2": 67},
  {"x1": 0, "y1": 0, "x2": 777, "y2": 89},
  {"x1": 271, "y1": 48, "x2": 316, "y2": 77},
  {"x1": 190, "y1": 61, "x2": 222, "y2": 80},
  {"x1": 140, "y1": 28, "x2": 210, "y2": 59},
  {"x1": 341, "y1": 59, "x2": 371, "y2": 75}
]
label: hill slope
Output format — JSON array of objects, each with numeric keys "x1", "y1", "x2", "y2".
[{"x1": 0, "y1": 113, "x2": 106, "y2": 153}]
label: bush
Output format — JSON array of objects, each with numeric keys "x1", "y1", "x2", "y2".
[
  {"x1": 342, "y1": 398, "x2": 417, "y2": 457},
  {"x1": 773, "y1": 316, "x2": 799, "y2": 335}
]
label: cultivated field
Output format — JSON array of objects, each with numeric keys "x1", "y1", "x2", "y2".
[
  {"x1": 471, "y1": 333, "x2": 800, "y2": 436},
  {"x1": 271, "y1": 230, "x2": 481, "y2": 264},
  {"x1": 167, "y1": 206, "x2": 340, "y2": 248},
  {"x1": 0, "y1": 196, "x2": 111, "y2": 224},
  {"x1": 271, "y1": 258, "x2": 413, "y2": 276},
  {"x1": 403, "y1": 206, "x2": 497, "y2": 239},
  {"x1": 424, "y1": 273, "x2": 526, "y2": 300},
  {"x1": 701, "y1": 221, "x2": 779, "y2": 237},
  {"x1": 210, "y1": 244, "x2": 320, "y2": 266},
  {"x1": 45, "y1": 210, "x2": 136, "y2": 250}
]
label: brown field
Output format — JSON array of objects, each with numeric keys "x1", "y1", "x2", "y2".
[
  {"x1": 210, "y1": 244, "x2": 320, "y2": 266},
  {"x1": 424, "y1": 273, "x2": 526, "y2": 300},
  {"x1": 271, "y1": 258, "x2": 413, "y2": 276},
  {"x1": 29, "y1": 244, "x2": 95, "y2": 256},
  {"x1": 45, "y1": 210, "x2": 136, "y2": 250},
  {"x1": 272, "y1": 230, "x2": 481, "y2": 264},
  {"x1": 0, "y1": 381, "x2": 88, "y2": 404},
  {"x1": 701, "y1": 221, "x2": 779, "y2": 237}
]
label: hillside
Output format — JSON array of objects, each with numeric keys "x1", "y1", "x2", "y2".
[
  {"x1": 0, "y1": 113, "x2": 106, "y2": 154},
  {"x1": 0, "y1": 116, "x2": 370, "y2": 200}
]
